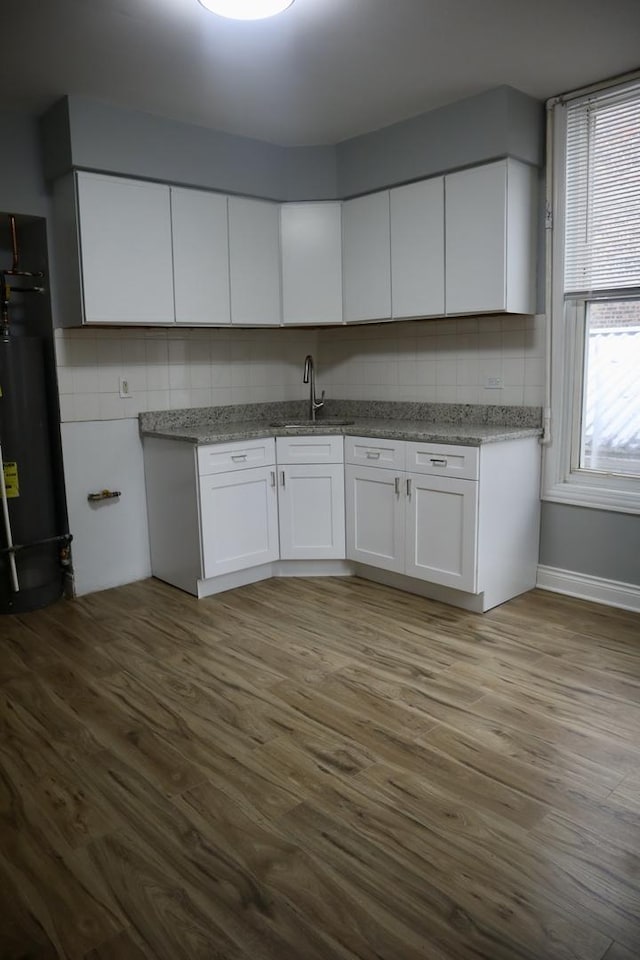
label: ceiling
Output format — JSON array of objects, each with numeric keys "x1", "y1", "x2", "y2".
[{"x1": 4, "y1": 0, "x2": 640, "y2": 146}]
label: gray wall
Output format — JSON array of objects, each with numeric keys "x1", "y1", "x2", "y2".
[
  {"x1": 0, "y1": 112, "x2": 51, "y2": 218},
  {"x1": 41, "y1": 96, "x2": 338, "y2": 202},
  {"x1": 540, "y1": 503, "x2": 640, "y2": 585},
  {"x1": 335, "y1": 86, "x2": 544, "y2": 197},
  {"x1": 41, "y1": 86, "x2": 544, "y2": 201}
]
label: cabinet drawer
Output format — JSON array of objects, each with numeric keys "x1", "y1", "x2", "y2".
[
  {"x1": 276, "y1": 435, "x2": 343, "y2": 464},
  {"x1": 197, "y1": 438, "x2": 275, "y2": 476},
  {"x1": 345, "y1": 436, "x2": 405, "y2": 470},
  {"x1": 405, "y1": 441, "x2": 479, "y2": 480}
]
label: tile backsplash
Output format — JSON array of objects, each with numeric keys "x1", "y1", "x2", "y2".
[
  {"x1": 317, "y1": 314, "x2": 545, "y2": 406},
  {"x1": 55, "y1": 326, "x2": 318, "y2": 422},
  {"x1": 55, "y1": 313, "x2": 545, "y2": 422}
]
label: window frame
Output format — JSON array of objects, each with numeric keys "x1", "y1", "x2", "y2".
[{"x1": 543, "y1": 82, "x2": 640, "y2": 515}]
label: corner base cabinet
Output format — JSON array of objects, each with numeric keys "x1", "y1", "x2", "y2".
[{"x1": 143, "y1": 436, "x2": 279, "y2": 595}]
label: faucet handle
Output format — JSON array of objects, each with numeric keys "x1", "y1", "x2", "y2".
[{"x1": 314, "y1": 390, "x2": 325, "y2": 410}]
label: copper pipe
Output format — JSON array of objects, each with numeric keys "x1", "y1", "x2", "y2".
[{"x1": 9, "y1": 215, "x2": 19, "y2": 271}]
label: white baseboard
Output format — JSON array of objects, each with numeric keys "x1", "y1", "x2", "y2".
[{"x1": 536, "y1": 565, "x2": 640, "y2": 613}]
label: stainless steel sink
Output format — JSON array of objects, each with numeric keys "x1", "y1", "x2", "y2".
[{"x1": 269, "y1": 418, "x2": 355, "y2": 429}]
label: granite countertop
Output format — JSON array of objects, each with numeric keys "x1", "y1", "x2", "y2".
[{"x1": 139, "y1": 400, "x2": 543, "y2": 447}]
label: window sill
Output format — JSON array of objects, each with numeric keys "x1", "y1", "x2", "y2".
[{"x1": 543, "y1": 476, "x2": 640, "y2": 515}]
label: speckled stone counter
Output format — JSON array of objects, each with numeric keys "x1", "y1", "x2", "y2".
[{"x1": 140, "y1": 400, "x2": 543, "y2": 447}]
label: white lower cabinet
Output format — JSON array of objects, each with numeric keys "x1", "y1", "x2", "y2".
[
  {"x1": 405, "y1": 472, "x2": 477, "y2": 591},
  {"x1": 346, "y1": 435, "x2": 540, "y2": 609},
  {"x1": 276, "y1": 436, "x2": 345, "y2": 561},
  {"x1": 200, "y1": 466, "x2": 279, "y2": 578},
  {"x1": 143, "y1": 434, "x2": 345, "y2": 597},
  {"x1": 144, "y1": 431, "x2": 539, "y2": 609},
  {"x1": 345, "y1": 456, "x2": 478, "y2": 591},
  {"x1": 345, "y1": 464, "x2": 405, "y2": 573}
]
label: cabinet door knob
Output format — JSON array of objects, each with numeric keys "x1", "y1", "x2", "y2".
[
  {"x1": 406, "y1": 478, "x2": 412, "y2": 497},
  {"x1": 270, "y1": 471, "x2": 276, "y2": 487},
  {"x1": 430, "y1": 457, "x2": 447, "y2": 466},
  {"x1": 280, "y1": 470, "x2": 286, "y2": 487},
  {"x1": 366, "y1": 450, "x2": 381, "y2": 459},
  {"x1": 394, "y1": 476, "x2": 400, "y2": 495},
  {"x1": 231, "y1": 454, "x2": 248, "y2": 462}
]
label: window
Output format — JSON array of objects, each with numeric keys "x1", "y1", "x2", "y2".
[{"x1": 544, "y1": 75, "x2": 640, "y2": 513}]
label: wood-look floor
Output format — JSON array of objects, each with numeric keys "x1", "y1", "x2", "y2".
[{"x1": 1, "y1": 576, "x2": 639, "y2": 960}]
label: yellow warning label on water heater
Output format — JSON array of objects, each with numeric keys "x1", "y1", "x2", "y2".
[{"x1": 3, "y1": 462, "x2": 19, "y2": 498}]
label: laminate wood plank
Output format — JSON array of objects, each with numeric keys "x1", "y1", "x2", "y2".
[
  {"x1": 417, "y1": 712, "x2": 623, "y2": 801},
  {"x1": 409, "y1": 685, "x2": 640, "y2": 775},
  {"x1": 100, "y1": 660, "x2": 276, "y2": 750},
  {"x1": 82, "y1": 753, "x2": 355, "y2": 960},
  {"x1": 601, "y1": 943, "x2": 638, "y2": 960},
  {"x1": 529, "y1": 812, "x2": 640, "y2": 953},
  {"x1": 86, "y1": 830, "x2": 246, "y2": 960},
  {"x1": 611, "y1": 771, "x2": 640, "y2": 810},
  {"x1": 0, "y1": 771, "x2": 123, "y2": 959},
  {"x1": 1, "y1": 575, "x2": 639, "y2": 960},
  {"x1": 3, "y1": 676, "x2": 103, "y2": 753},
  {"x1": 84, "y1": 929, "x2": 150, "y2": 960},
  {"x1": 447, "y1": 656, "x2": 640, "y2": 743},
  {"x1": 485, "y1": 591, "x2": 640, "y2": 648},
  {"x1": 183, "y1": 784, "x2": 492, "y2": 960},
  {"x1": 32, "y1": 665, "x2": 208, "y2": 798},
  {"x1": 356, "y1": 763, "x2": 640, "y2": 953},
  {"x1": 277, "y1": 673, "x2": 438, "y2": 737},
  {"x1": 418, "y1": 722, "x2": 619, "y2": 815},
  {"x1": 279, "y1": 787, "x2": 610, "y2": 960},
  {"x1": 0, "y1": 857, "x2": 59, "y2": 959}
]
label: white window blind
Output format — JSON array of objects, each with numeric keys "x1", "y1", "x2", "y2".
[{"x1": 564, "y1": 82, "x2": 640, "y2": 297}]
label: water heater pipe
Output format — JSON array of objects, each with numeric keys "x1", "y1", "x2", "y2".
[{"x1": 0, "y1": 441, "x2": 19, "y2": 592}]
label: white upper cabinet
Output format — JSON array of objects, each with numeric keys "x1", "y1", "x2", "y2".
[
  {"x1": 342, "y1": 191, "x2": 391, "y2": 323},
  {"x1": 445, "y1": 159, "x2": 537, "y2": 316},
  {"x1": 171, "y1": 188, "x2": 231, "y2": 326},
  {"x1": 390, "y1": 178, "x2": 445, "y2": 319},
  {"x1": 228, "y1": 196, "x2": 282, "y2": 325},
  {"x1": 280, "y1": 202, "x2": 343, "y2": 325},
  {"x1": 76, "y1": 172, "x2": 175, "y2": 324}
]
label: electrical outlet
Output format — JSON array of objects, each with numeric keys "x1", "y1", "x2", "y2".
[
  {"x1": 119, "y1": 376, "x2": 133, "y2": 399},
  {"x1": 484, "y1": 376, "x2": 503, "y2": 389}
]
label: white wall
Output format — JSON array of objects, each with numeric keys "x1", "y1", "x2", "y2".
[
  {"x1": 61, "y1": 419, "x2": 152, "y2": 596},
  {"x1": 56, "y1": 325, "x2": 317, "y2": 594},
  {"x1": 317, "y1": 314, "x2": 545, "y2": 407}
]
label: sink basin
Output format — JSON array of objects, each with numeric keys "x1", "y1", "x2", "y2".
[{"x1": 269, "y1": 418, "x2": 355, "y2": 429}]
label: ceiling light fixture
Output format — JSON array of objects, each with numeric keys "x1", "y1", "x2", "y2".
[{"x1": 197, "y1": 0, "x2": 294, "y2": 19}]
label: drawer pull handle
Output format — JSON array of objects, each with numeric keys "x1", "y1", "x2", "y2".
[
  {"x1": 231, "y1": 454, "x2": 248, "y2": 462},
  {"x1": 406, "y1": 478, "x2": 412, "y2": 498},
  {"x1": 430, "y1": 458, "x2": 447, "y2": 466},
  {"x1": 280, "y1": 470, "x2": 286, "y2": 487},
  {"x1": 366, "y1": 451, "x2": 381, "y2": 459},
  {"x1": 394, "y1": 476, "x2": 400, "y2": 495},
  {"x1": 270, "y1": 471, "x2": 276, "y2": 487}
]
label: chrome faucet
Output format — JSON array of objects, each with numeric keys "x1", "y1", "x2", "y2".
[{"x1": 303, "y1": 354, "x2": 325, "y2": 421}]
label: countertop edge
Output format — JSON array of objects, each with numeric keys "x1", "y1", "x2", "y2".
[{"x1": 140, "y1": 423, "x2": 544, "y2": 446}]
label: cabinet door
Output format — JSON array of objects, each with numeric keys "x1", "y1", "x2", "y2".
[
  {"x1": 405, "y1": 472, "x2": 478, "y2": 591},
  {"x1": 278, "y1": 463, "x2": 345, "y2": 560},
  {"x1": 345, "y1": 464, "x2": 404, "y2": 573},
  {"x1": 76, "y1": 172, "x2": 175, "y2": 324},
  {"x1": 281, "y1": 203, "x2": 343, "y2": 325},
  {"x1": 390, "y1": 178, "x2": 445, "y2": 319},
  {"x1": 342, "y1": 192, "x2": 391, "y2": 323},
  {"x1": 200, "y1": 466, "x2": 279, "y2": 579},
  {"x1": 171, "y1": 188, "x2": 230, "y2": 325},
  {"x1": 228, "y1": 196, "x2": 281, "y2": 325},
  {"x1": 445, "y1": 161, "x2": 508, "y2": 315}
]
